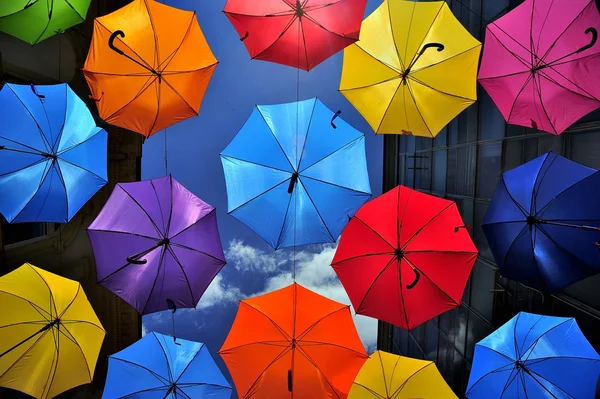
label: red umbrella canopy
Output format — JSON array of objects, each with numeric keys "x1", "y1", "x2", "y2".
[
  {"x1": 223, "y1": 0, "x2": 368, "y2": 71},
  {"x1": 332, "y1": 186, "x2": 478, "y2": 330}
]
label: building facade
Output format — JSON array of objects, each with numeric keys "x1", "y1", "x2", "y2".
[
  {"x1": 0, "y1": 0, "x2": 142, "y2": 397},
  {"x1": 377, "y1": 0, "x2": 600, "y2": 396}
]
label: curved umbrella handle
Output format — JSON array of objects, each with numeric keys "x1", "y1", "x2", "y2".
[
  {"x1": 126, "y1": 256, "x2": 147, "y2": 265},
  {"x1": 288, "y1": 172, "x2": 299, "y2": 194},
  {"x1": 577, "y1": 28, "x2": 598, "y2": 53},
  {"x1": 240, "y1": 31, "x2": 249, "y2": 42},
  {"x1": 287, "y1": 369, "x2": 293, "y2": 392},
  {"x1": 108, "y1": 30, "x2": 126, "y2": 56},
  {"x1": 29, "y1": 83, "x2": 45, "y2": 99},
  {"x1": 331, "y1": 110, "x2": 342, "y2": 129},
  {"x1": 406, "y1": 268, "x2": 420, "y2": 290},
  {"x1": 420, "y1": 43, "x2": 445, "y2": 54}
]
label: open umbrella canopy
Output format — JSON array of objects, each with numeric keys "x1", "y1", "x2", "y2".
[
  {"x1": 0, "y1": 263, "x2": 105, "y2": 399},
  {"x1": 0, "y1": 83, "x2": 108, "y2": 224},
  {"x1": 83, "y1": 0, "x2": 218, "y2": 137},
  {"x1": 332, "y1": 185, "x2": 478, "y2": 330},
  {"x1": 87, "y1": 175, "x2": 226, "y2": 315},
  {"x1": 339, "y1": 0, "x2": 481, "y2": 137},
  {"x1": 223, "y1": 0, "x2": 368, "y2": 71},
  {"x1": 466, "y1": 312, "x2": 600, "y2": 398},
  {"x1": 220, "y1": 97, "x2": 371, "y2": 249},
  {"x1": 219, "y1": 283, "x2": 368, "y2": 399},
  {"x1": 0, "y1": 0, "x2": 91, "y2": 45},
  {"x1": 482, "y1": 152, "x2": 600, "y2": 293},
  {"x1": 103, "y1": 332, "x2": 232, "y2": 399},
  {"x1": 348, "y1": 350, "x2": 456, "y2": 398},
  {"x1": 479, "y1": 0, "x2": 600, "y2": 135}
]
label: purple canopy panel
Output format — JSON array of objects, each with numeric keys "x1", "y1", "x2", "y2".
[{"x1": 87, "y1": 175, "x2": 226, "y2": 315}]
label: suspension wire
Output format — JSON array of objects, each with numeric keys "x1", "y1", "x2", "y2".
[
  {"x1": 293, "y1": 16, "x2": 301, "y2": 284},
  {"x1": 164, "y1": 128, "x2": 168, "y2": 176}
]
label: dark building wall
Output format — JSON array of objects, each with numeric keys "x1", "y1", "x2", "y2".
[{"x1": 377, "y1": 0, "x2": 600, "y2": 397}]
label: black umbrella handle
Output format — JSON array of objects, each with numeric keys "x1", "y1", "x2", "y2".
[
  {"x1": 126, "y1": 256, "x2": 148, "y2": 265},
  {"x1": 108, "y1": 30, "x2": 162, "y2": 82},
  {"x1": 331, "y1": 110, "x2": 342, "y2": 129},
  {"x1": 406, "y1": 268, "x2": 420, "y2": 290},
  {"x1": 287, "y1": 369, "x2": 293, "y2": 392},
  {"x1": 240, "y1": 31, "x2": 249, "y2": 41},
  {"x1": 577, "y1": 27, "x2": 597, "y2": 53},
  {"x1": 288, "y1": 172, "x2": 299, "y2": 194}
]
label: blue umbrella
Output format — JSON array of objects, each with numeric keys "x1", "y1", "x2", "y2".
[
  {"x1": 482, "y1": 152, "x2": 600, "y2": 293},
  {"x1": 466, "y1": 311, "x2": 600, "y2": 398},
  {"x1": 102, "y1": 332, "x2": 232, "y2": 399},
  {"x1": 0, "y1": 83, "x2": 107, "y2": 223},
  {"x1": 220, "y1": 97, "x2": 371, "y2": 249}
]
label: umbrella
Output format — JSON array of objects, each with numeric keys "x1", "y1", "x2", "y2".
[
  {"x1": 482, "y1": 152, "x2": 600, "y2": 293},
  {"x1": 0, "y1": 0, "x2": 91, "y2": 45},
  {"x1": 0, "y1": 83, "x2": 108, "y2": 224},
  {"x1": 223, "y1": 0, "x2": 368, "y2": 71},
  {"x1": 220, "y1": 97, "x2": 371, "y2": 249},
  {"x1": 479, "y1": 0, "x2": 600, "y2": 135},
  {"x1": 103, "y1": 332, "x2": 232, "y2": 399},
  {"x1": 332, "y1": 185, "x2": 478, "y2": 330},
  {"x1": 87, "y1": 175, "x2": 226, "y2": 315},
  {"x1": 339, "y1": 0, "x2": 481, "y2": 137},
  {"x1": 466, "y1": 311, "x2": 600, "y2": 398},
  {"x1": 0, "y1": 263, "x2": 105, "y2": 399},
  {"x1": 219, "y1": 283, "x2": 368, "y2": 399},
  {"x1": 348, "y1": 350, "x2": 456, "y2": 398},
  {"x1": 82, "y1": 0, "x2": 218, "y2": 137}
]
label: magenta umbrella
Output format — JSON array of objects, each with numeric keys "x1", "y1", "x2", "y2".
[
  {"x1": 87, "y1": 175, "x2": 226, "y2": 315},
  {"x1": 479, "y1": 0, "x2": 600, "y2": 135}
]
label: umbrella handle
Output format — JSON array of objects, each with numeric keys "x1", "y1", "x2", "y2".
[
  {"x1": 240, "y1": 31, "x2": 249, "y2": 41},
  {"x1": 420, "y1": 43, "x2": 445, "y2": 54},
  {"x1": 406, "y1": 268, "x2": 420, "y2": 290},
  {"x1": 29, "y1": 83, "x2": 45, "y2": 100},
  {"x1": 288, "y1": 172, "x2": 299, "y2": 194},
  {"x1": 578, "y1": 28, "x2": 598, "y2": 53},
  {"x1": 288, "y1": 369, "x2": 293, "y2": 391},
  {"x1": 108, "y1": 30, "x2": 126, "y2": 56},
  {"x1": 331, "y1": 110, "x2": 342, "y2": 129},
  {"x1": 126, "y1": 256, "x2": 147, "y2": 265}
]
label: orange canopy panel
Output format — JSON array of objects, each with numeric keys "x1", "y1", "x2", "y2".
[
  {"x1": 219, "y1": 283, "x2": 368, "y2": 399},
  {"x1": 83, "y1": 0, "x2": 218, "y2": 137}
]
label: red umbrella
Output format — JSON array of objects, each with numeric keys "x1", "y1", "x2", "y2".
[
  {"x1": 332, "y1": 186, "x2": 478, "y2": 330},
  {"x1": 223, "y1": 0, "x2": 368, "y2": 71}
]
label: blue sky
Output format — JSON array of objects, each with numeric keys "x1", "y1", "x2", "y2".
[{"x1": 141, "y1": 0, "x2": 384, "y2": 393}]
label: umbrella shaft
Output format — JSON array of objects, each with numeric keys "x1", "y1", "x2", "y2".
[
  {"x1": 0, "y1": 326, "x2": 47, "y2": 358},
  {"x1": 541, "y1": 220, "x2": 600, "y2": 232}
]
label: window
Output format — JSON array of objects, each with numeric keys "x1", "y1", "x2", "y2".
[
  {"x1": 569, "y1": 130, "x2": 600, "y2": 168},
  {"x1": 479, "y1": 91, "x2": 505, "y2": 141},
  {"x1": 455, "y1": 146, "x2": 476, "y2": 196},
  {"x1": 1, "y1": 218, "x2": 59, "y2": 246},
  {"x1": 474, "y1": 201, "x2": 493, "y2": 261},
  {"x1": 470, "y1": 260, "x2": 496, "y2": 320},
  {"x1": 476, "y1": 143, "x2": 502, "y2": 199},
  {"x1": 433, "y1": 150, "x2": 447, "y2": 193}
]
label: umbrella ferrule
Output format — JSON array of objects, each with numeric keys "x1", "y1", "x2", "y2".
[
  {"x1": 395, "y1": 248, "x2": 404, "y2": 259},
  {"x1": 295, "y1": 0, "x2": 303, "y2": 17},
  {"x1": 42, "y1": 318, "x2": 60, "y2": 331}
]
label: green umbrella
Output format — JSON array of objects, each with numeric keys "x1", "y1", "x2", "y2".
[{"x1": 0, "y1": 0, "x2": 91, "y2": 45}]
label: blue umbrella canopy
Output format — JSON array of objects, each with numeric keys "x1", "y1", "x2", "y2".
[
  {"x1": 102, "y1": 332, "x2": 232, "y2": 398},
  {"x1": 466, "y1": 311, "x2": 600, "y2": 398},
  {"x1": 0, "y1": 83, "x2": 107, "y2": 223},
  {"x1": 481, "y1": 152, "x2": 600, "y2": 293},
  {"x1": 220, "y1": 97, "x2": 371, "y2": 249}
]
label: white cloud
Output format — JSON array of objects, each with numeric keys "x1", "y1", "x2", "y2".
[
  {"x1": 217, "y1": 240, "x2": 378, "y2": 352},
  {"x1": 142, "y1": 324, "x2": 149, "y2": 337},
  {"x1": 196, "y1": 273, "x2": 243, "y2": 309}
]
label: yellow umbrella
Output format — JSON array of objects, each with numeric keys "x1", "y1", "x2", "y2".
[
  {"x1": 339, "y1": 0, "x2": 481, "y2": 138},
  {"x1": 0, "y1": 263, "x2": 105, "y2": 399},
  {"x1": 349, "y1": 350, "x2": 457, "y2": 398}
]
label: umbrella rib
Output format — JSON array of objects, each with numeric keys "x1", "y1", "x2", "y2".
[
  {"x1": 354, "y1": 257, "x2": 396, "y2": 315},
  {"x1": 103, "y1": 76, "x2": 159, "y2": 125},
  {"x1": 296, "y1": 306, "x2": 348, "y2": 341},
  {"x1": 302, "y1": 12, "x2": 356, "y2": 40},
  {"x1": 521, "y1": 319, "x2": 573, "y2": 363},
  {"x1": 352, "y1": 216, "x2": 396, "y2": 249},
  {"x1": 532, "y1": 74, "x2": 557, "y2": 134},
  {"x1": 541, "y1": 65, "x2": 600, "y2": 101},
  {"x1": 404, "y1": 80, "x2": 434, "y2": 137},
  {"x1": 299, "y1": 179, "x2": 336, "y2": 241},
  {"x1": 299, "y1": 15, "x2": 310, "y2": 70},
  {"x1": 95, "y1": 21, "x2": 154, "y2": 70},
  {"x1": 352, "y1": 382, "x2": 385, "y2": 399},
  {"x1": 117, "y1": 386, "x2": 170, "y2": 399},
  {"x1": 525, "y1": 368, "x2": 572, "y2": 398},
  {"x1": 166, "y1": 175, "x2": 174, "y2": 237},
  {"x1": 172, "y1": 344, "x2": 204, "y2": 384},
  {"x1": 148, "y1": 76, "x2": 161, "y2": 136},
  {"x1": 388, "y1": 362, "x2": 433, "y2": 397},
  {"x1": 5, "y1": 85, "x2": 51, "y2": 152},
  {"x1": 218, "y1": 341, "x2": 291, "y2": 353},
  {"x1": 299, "y1": 136, "x2": 363, "y2": 173},
  {"x1": 401, "y1": 203, "x2": 453, "y2": 249},
  {"x1": 498, "y1": 223, "x2": 529, "y2": 275},
  {"x1": 531, "y1": 153, "x2": 558, "y2": 216},
  {"x1": 229, "y1": 178, "x2": 291, "y2": 214},
  {"x1": 535, "y1": 171, "x2": 600, "y2": 217},
  {"x1": 157, "y1": 13, "x2": 196, "y2": 71},
  {"x1": 42, "y1": 325, "x2": 60, "y2": 399},
  {"x1": 295, "y1": 347, "x2": 343, "y2": 399},
  {"x1": 506, "y1": 73, "x2": 535, "y2": 127},
  {"x1": 465, "y1": 362, "x2": 517, "y2": 395},
  {"x1": 242, "y1": 346, "x2": 292, "y2": 399},
  {"x1": 62, "y1": 0, "x2": 85, "y2": 20},
  {"x1": 50, "y1": 85, "x2": 68, "y2": 153},
  {"x1": 255, "y1": 107, "x2": 297, "y2": 172},
  {"x1": 0, "y1": 291, "x2": 53, "y2": 320},
  {"x1": 220, "y1": 154, "x2": 294, "y2": 174},
  {"x1": 296, "y1": 98, "x2": 317, "y2": 171},
  {"x1": 398, "y1": 0, "x2": 417, "y2": 69},
  {"x1": 374, "y1": 80, "x2": 402, "y2": 134},
  {"x1": 0, "y1": 0, "x2": 40, "y2": 18},
  {"x1": 53, "y1": 156, "x2": 70, "y2": 222},
  {"x1": 165, "y1": 246, "x2": 196, "y2": 305},
  {"x1": 403, "y1": 256, "x2": 460, "y2": 306},
  {"x1": 404, "y1": 3, "x2": 444, "y2": 70},
  {"x1": 149, "y1": 180, "x2": 167, "y2": 233},
  {"x1": 408, "y1": 75, "x2": 477, "y2": 102},
  {"x1": 31, "y1": 162, "x2": 56, "y2": 223},
  {"x1": 479, "y1": 70, "x2": 531, "y2": 81},
  {"x1": 0, "y1": 135, "x2": 48, "y2": 155},
  {"x1": 142, "y1": 0, "x2": 159, "y2": 69},
  {"x1": 251, "y1": 15, "x2": 298, "y2": 63},
  {"x1": 0, "y1": 159, "x2": 51, "y2": 221},
  {"x1": 339, "y1": 74, "x2": 401, "y2": 93},
  {"x1": 0, "y1": 329, "x2": 50, "y2": 381},
  {"x1": 498, "y1": 368, "x2": 521, "y2": 398},
  {"x1": 487, "y1": 29, "x2": 532, "y2": 69},
  {"x1": 377, "y1": 351, "x2": 390, "y2": 398},
  {"x1": 56, "y1": 126, "x2": 103, "y2": 155},
  {"x1": 153, "y1": 332, "x2": 176, "y2": 382},
  {"x1": 31, "y1": 266, "x2": 59, "y2": 319},
  {"x1": 31, "y1": 7, "x2": 52, "y2": 45},
  {"x1": 410, "y1": 44, "x2": 481, "y2": 75},
  {"x1": 57, "y1": 325, "x2": 92, "y2": 381},
  {"x1": 60, "y1": 319, "x2": 105, "y2": 332},
  {"x1": 240, "y1": 302, "x2": 293, "y2": 342},
  {"x1": 57, "y1": 157, "x2": 107, "y2": 184},
  {"x1": 274, "y1": 186, "x2": 294, "y2": 249},
  {"x1": 297, "y1": 340, "x2": 367, "y2": 357},
  {"x1": 332, "y1": 251, "x2": 395, "y2": 266},
  {"x1": 87, "y1": 229, "x2": 160, "y2": 242},
  {"x1": 0, "y1": 321, "x2": 49, "y2": 329},
  {"x1": 161, "y1": 76, "x2": 198, "y2": 118},
  {"x1": 119, "y1": 184, "x2": 164, "y2": 237},
  {"x1": 111, "y1": 357, "x2": 172, "y2": 386}
]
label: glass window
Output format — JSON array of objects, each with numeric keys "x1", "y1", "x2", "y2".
[
  {"x1": 476, "y1": 143, "x2": 502, "y2": 199},
  {"x1": 455, "y1": 146, "x2": 476, "y2": 196},
  {"x1": 448, "y1": 118, "x2": 459, "y2": 146},
  {"x1": 569, "y1": 130, "x2": 600, "y2": 168},
  {"x1": 435, "y1": 128, "x2": 447, "y2": 147},
  {"x1": 446, "y1": 148, "x2": 458, "y2": 194},
  {"x1": 467, "y1": 105, "x2": 479, "y2": 142},
  {"x1": 524, "y1": 137, "x2": 538, "y2": 162},
  {"x1": 503, "y1": 140, "x2": 523, "y2": 171},
  {"x1": 433, "y1": 150, "x2": 447, "y2": 193},
  {"x1": 426, "y1": 318, "x2": 439, "y2": 361},
  {"x1": 480, "y1": 91, "x2": 505, "y2": 141},
  {"x1": 537, "y1": 134, "x2": 563, "y2": 155},
  {"x1": 465, "y1": 311, "x2": 495, "y2": 361},
  {"x1": 1, "y1": 220, "x2": 58, "y2": 246},
  {"x1": 484, "y1": 0, "x2": 509, "y2": 20},
  {"x1": 474, "y1": 201, "x2": 493, "y2": 261},
  {"x1": 470, "y1": 260, "x2": 496, "y2": 320}
]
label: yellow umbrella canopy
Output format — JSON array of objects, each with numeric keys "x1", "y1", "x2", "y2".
[
  {"x1": 0, "y1": 263, "x2": 105, "y2": 399},
  {"x1": 339, "y1": 0, "x2": 481, "y2": 138},
  {"x1": 348, "y1": 350, "x2": 457, "y2": 398}
]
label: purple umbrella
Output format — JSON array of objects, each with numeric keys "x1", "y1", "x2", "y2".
[{"x1": 87, "y1": 175, "x2": 226, "y2": 315}]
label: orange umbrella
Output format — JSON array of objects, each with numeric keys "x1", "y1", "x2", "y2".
[
  {"x1": 219, "y1": 283, "x2": 368, "y2": 399},
  {"x1": 82, "y1": 0, "x2": 218, "y2": 137}
]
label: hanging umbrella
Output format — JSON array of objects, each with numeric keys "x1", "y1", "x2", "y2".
[
  {"x1": 482, "y1": 152, "x2": 600, "y2": 293},
  {"x1": 0, "y1": 263, "x2": 105, "y2": 399},
  {"x1": 223, "y1": 0, "x2": 368, "y2": 71},
  {"x1": 0, "y1": 83, "x2": 108, "y2": 224},
  {"x1": 219, "y1": 283, "x2": 368, "y2": 399},
  {"x1": 82, "y1": 0, "x2": 218, "y2": 137},
  {"x1": 103, "y1": 332, "x2": 232, "y2": 398},
  {"x1": 332, "y1": 185, "x2": 478, "y2": 330},
  {"x1": 0, "y1": 0, "x2": 91, "y2": 45},
  {"x1": 87, "y1": 175, "x2": 226, "y2": 315},
  {"x1": 466, "y1": 311, "x2": 600, "y2": 398},
  {"x1": 338, "y1": 0, "x2": 481, "y2": 137},
  {"x1": 348, "y1": 350, "x2": 456, "y2": 398},
  {"x1": 220, "y1": 97, "x2": 371, "y2": 249},
  {"x1": 479, "y1": 0, "x2": 600, "y2": 135}
]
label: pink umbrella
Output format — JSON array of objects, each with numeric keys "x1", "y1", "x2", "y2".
[{"x1": 479, "y1": 0, "x2": 600, "y2": 135}]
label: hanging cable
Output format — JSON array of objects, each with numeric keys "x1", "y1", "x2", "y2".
[{"x1": 164, "y1": 128, "x2": 168, "y2": 176}]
